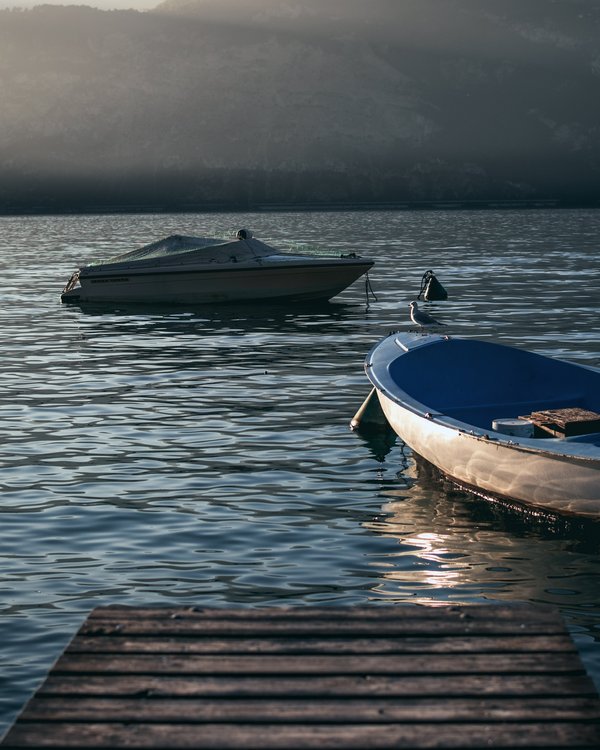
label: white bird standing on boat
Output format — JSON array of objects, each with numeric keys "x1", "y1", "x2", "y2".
[{"x1": 409, "y1": 300, "x2": 444, "y2": 329}]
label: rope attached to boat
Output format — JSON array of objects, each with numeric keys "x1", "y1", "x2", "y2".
[{"x1": 365, "y1": 271, "x2": 378, "y2": 308}]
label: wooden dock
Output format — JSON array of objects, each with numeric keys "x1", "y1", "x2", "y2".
[{"x1": 2, "y1": 604, "x2": 600, "y2": 748}]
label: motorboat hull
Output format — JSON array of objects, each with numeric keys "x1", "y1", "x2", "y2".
[
  {"x1": 61, "y1": 257, "x2": 372, "y2": 305},
  {"x1": 61, "y1": 231, "x2": 373, "y2": 305},
  {"x1": 365, "y1": 333, "x2": 600, "y2": 517}
]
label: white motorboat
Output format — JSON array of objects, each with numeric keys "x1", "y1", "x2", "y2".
[
  {"x1": 360, "y1": 332, "x2": 600, "y2": 518},
  {"x1": 61, "y1": 230, "x2": 373, "y2": 305}
]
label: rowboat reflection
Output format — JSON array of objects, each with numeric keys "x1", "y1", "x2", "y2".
[{"x1": 362, "y1": 454, "x2": 600, "y2": 609}]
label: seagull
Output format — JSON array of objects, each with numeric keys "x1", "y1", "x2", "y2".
[{"x1": 409, "y1": 300, "x2": 444, "y2": 330}]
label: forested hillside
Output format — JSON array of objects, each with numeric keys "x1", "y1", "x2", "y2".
[{"x1": 1, "y1": 0, "x2": 599, "y2": 211}]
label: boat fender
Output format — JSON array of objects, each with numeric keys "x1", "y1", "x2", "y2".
[
  {"x1": 350, "y1": 388, "x2": 390, "y2": 432},
  {"x1": 418, "y1": 270, "x2": 448, "y2": 301}
]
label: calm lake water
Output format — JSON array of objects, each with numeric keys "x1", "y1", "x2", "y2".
[{"x1": 0, "y1": 208, "x2": 599, "y2": 731}]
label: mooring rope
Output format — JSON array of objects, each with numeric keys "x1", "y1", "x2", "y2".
[
  {"x1": 417, "y1": 270, "x2": 434, "y2": 300},
  {"x1": 365, "y1": 271, "x2": 378, "y2": 308}
]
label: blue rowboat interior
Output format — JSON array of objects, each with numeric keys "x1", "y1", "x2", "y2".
[{"x1": 369, "y1": 334, "x2": 600, "y2": 439}]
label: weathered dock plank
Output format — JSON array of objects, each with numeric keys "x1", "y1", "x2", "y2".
[
  {"x1": 2, "y1": 604, "x2": 599, "y2": 749},
  {"x1": 20, "y1": 696, "x2": 600, "y2": 722},
  {"x1": 68, "y1": 633, "x2": 577, "y2": 655},
  {"x1": 4, "y1": 722, "x2": 600, "y2": 749},
  {"x1": 34, "y1": 673, "x2": 599, "y2": 698},
  {"x1": 51, "y1": 652, "x2": 583, "y2": 674}
]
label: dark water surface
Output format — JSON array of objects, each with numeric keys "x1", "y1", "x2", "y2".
[{"x1": 0, "y1": 209, "x2": 599, "y2": 731}]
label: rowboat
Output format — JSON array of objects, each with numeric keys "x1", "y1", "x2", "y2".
[
  {"x1": 61, "y1": 230, "x2": 373, "y2": 305},
  {"x1": 360, "y1": 332, "x2": 600, "y2": 517}
]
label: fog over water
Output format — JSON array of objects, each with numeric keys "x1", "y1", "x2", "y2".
[{"x1": 1, "y1": 0, "x2": 598, "y2": 211}]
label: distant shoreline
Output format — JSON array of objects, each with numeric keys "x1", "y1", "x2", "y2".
[{"x1": 1, "y1": 198, "x2": 598, "y2": 217}]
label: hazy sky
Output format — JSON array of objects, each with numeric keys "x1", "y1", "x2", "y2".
[{"x1": 0, "y1": 0, "x2": 156, "y2": 9}]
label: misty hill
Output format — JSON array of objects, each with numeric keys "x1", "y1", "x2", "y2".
[{"x1": 0, "y1": 0, "x2": 599, "y2": 212}]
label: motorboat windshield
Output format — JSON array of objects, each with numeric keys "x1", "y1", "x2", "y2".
[{"x1": 87, "y1": 233, "x2": 279, "y2": 272}]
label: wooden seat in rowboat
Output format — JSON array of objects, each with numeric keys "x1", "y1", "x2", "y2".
[{"x1": 520, "y1": 407, "x2": 600, "y2": 438}]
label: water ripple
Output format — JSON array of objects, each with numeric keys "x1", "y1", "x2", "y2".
[{"x1": 1, "y1": 209, "x2": 599, "y2": 730}]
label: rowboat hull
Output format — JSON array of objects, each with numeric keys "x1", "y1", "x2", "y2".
[
  {"x1": 365, "y1": 333, "x2": 600, "y2": 517},
  {"x1": 376, "y1": 392, "x2": 600, "y2": 516}
]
